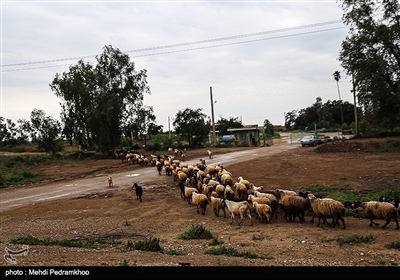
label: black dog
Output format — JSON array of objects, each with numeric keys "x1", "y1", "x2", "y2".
[{"x1": 132, "y1": 182, "x2": 143, "y2": 202}]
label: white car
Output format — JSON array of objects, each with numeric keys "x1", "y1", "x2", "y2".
[{"x1": 301, "y1": 135, "x2": 322, "y2": 147}]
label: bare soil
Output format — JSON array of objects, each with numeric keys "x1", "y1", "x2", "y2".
[{"x1": 1, "y1": 136, "x2": 400, "y2": 268}]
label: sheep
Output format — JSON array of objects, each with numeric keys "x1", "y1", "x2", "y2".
[
  {"x1": 351, "y1": 201, "x2": 399, "y2": 230},
  {"x1": 132, "y1": 182, "x2": 143, "y2": 202},
  {"x1": 277, "y1": 189, "x2": 297, "y2": 201},
  {"x1": 215, "y1": 184, "x2": 226, "y2": 198},
  {"x1": 252, "y1": 201, "x2": 272, "y2": 224},
  {"x1": 210, "y1": 196, "x2": 227, "y2": 218},
  {"x1": 224, "y1": 185, "x2": 236, "y2": 200},
  {"x1": 307, "y1": 194, "x2": 346, "y2": 229},
  {"x1": 237, "y1": 176, "x2": 251, "y2": 189},
  {"x1": 202, "y1": 184, "x2": 215, "y2": 199},
  {"x1": 379, "y1": 195, "x2": 400, "y2": 216},
  {"x1": 280, "y1": 195, "x2": 310, "y2": 223},
  {"x1": 191, "y1": 192, "x2": 209, "y2": 215},
  {"x1": 179, "y1": 181, "x2": 186, "y2": 199},
  {"x1": 222, "y1": 198, "x2": 253, "y2": 226},
  {"x1": 234, "y1": 182, "x2": 248, "y2": 201},
  {"x1": 248, "y1": 194, "x2": 278, "y2": 219},
  {"x1": 184, "y1": 186, "x2": 199, "y2": 205},
  {"x1": 220, "y1": 173, "x2": 234, "y2": 187},
  {"x1": 107, "y1": 176, "x2": 113, "y2": 188},
  {"x1": 155, "y1": 160, "x2": 163, "y2": 175}
]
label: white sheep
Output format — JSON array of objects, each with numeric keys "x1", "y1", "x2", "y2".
[
  {"x1": 307, "y1": 194, "x2": 346, "y2": 229},
  {"x1": 222, "y1": 198, "x2": 253, "y2": 226},
  {"x1": 210, "y1": 196, "x2": 227, "y2": 218},
  {"x1": 252, "y1": 201, "x2": 272, "y2": 224},
  {"x1": 191, "y1": 192, "x2": 209, "y2": 215},
  {"x1": 352, "y1": 201, "x2": 399, "y2": 230}
]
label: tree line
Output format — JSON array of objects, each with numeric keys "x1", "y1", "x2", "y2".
[{"x1": 1, "y1": 0, "x2": 399, "y2": 154}]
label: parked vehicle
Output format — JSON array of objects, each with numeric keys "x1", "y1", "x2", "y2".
[{"x1": 301, "y1": 135, "x2": 322, "y2": 147}]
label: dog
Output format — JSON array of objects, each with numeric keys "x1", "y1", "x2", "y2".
[{"x1": 108, "y1": 176, "x2": 113, "y2": 187}]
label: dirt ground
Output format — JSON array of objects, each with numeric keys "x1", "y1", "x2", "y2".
[{"x1": 1, "y1": 136, "x2": 400, "y2": 269}]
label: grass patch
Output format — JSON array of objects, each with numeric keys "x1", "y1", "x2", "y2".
[
  {"x1": 325, "y1": 234, "x2": 375, "y2": 246},
  {"x1": 123, "y1": 238, "x2": 162, "y2": 252},
  {"x1": 206, "y1": 237, "x2": 224, "y2": 246},
  {"x1": 12, "y1": 235, "x2": 163, "y2": 253},
  {"x1": 178, "y1": 224, "x2": 214, "y2": 240},
  {"x1": 165, "y1": 249, "x2": 186, "y2": 256},
  {"x1": 204, "y1": 246, "x2": 274, "y2": 260},
  {"x1": 384, "y1": 240, "x2": 400, "y2": 250},
  {"x1": 11, "y1": 235, "x2": 108, "y2": 249}
]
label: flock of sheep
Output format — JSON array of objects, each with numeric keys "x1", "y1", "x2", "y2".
[
  {"x1": 148, "y1": 149, "x2": 400, "y2": 230},
  {"x1": 113, "y1": 148, "x2": 400, "y2": 230}
]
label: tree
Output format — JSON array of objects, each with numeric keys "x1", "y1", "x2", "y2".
[
  {"x1": 217, "y1": 116, "x2": 243, "y2": 135},
  {"x1": 50, "y1": 45, "x2": 151, "y2": 152},
  {"x1": 333, "y1": 70, "x2": 344, "y2": 129},
  {"x1": 338, "y1": 0, "x2": 400, "y2": 132},
  {"x1": 173, "y1": 108, "x2": 208, "y2": 147},
  {"x1": 30, "y1": 109, "x2": 62, "y2": 156},
  {"x1": 263, "y1": 119, "x2": 274, "y2": 136}
]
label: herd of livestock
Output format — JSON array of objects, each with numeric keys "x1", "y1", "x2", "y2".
[{"x1": 112, "y1": 148, "x2": 399, "y2": 230}]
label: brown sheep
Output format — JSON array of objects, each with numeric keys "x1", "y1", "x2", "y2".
[
  {"x1": 210, "y1": 196, "x2": 227, "y2": 218},
  {"x1": 184, "y1": 186, "x2": 199, "y2": 205},
  {"x1": 252, "y1": 201, "x2": 272, "y2": 224},
  {"x1": 191, "y1": 192, "x2": 209, "y2": 215},
  {"x1": 234, "y1": 182, "x2": 248, "y2": 201},
  {"x1": 307, "y1": 194, "x2": 346, "y2": 229},
  {"x1": 351, "y1": 201, "x2": 399, "y2": 230}
]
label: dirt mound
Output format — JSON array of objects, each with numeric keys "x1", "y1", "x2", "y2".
[{"x1": 315, "y1": 137, "x2": 400, "y2": 153}]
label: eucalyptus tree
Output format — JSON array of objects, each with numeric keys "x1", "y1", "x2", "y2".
[
  {"x1": 338, "y1": 0, "x2": 400, "y2": 132},
  {"x1": 50, "y1": 45, "x2": 151, "y2": 152}
]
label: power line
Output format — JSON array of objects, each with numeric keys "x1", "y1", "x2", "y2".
[{"x1": 1, "y1": 19, "x2": 344, "y2": 70}]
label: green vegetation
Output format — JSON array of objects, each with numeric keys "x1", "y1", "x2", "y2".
[
  {"x1": 178, "y1": 224, "x2": 214, "y2": 240},
  {"x1": 204, "y1": 246, "x2": 274, "y2": 260},
  {"x1": 335, "y1": 234, "x2": 375, "y2": 246},
  {"x1": 384, "y1": 241, "x2": 400, "y2": 251},
  {"x1": 123, "y1": 238, "x2": 162, "y2": 252},
  {"x1": 12, "y1": 235, "x2": 163, "y2": 253}
]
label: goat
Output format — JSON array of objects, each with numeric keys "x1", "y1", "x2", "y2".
[{"x1": 222, "y1": 198, "x2": 253, "y2": 226}]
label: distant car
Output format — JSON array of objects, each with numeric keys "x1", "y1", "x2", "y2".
[{"x1": 301, "y1": 135, "x2": 322, "y2": 147}]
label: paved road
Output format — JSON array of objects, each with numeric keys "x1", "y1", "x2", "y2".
[{"x1": 0, "y1": 131, "x2": 345, "y2": 212}]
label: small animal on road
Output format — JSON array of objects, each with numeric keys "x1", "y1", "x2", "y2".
[
  {"x1": 132, "y1": 182, "x2": 143, "y2": 202},
  {"x1": 108, "y1": 176, "x2": 113, "y2": 187}
]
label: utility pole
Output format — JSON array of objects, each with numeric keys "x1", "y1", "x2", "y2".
[
  {"x1": 168, "y1": 116, "x2": 171, "y2": 139},
  {"x1": 352, "y1": 74, "x2": 359, "y2": 136},
  {"x1": 210, "y1": 86, "x2": 216, "y2": 146}
]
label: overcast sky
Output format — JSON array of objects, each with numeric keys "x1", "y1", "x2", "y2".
[{"x1": 1, "y1": 0, "x2": 354, "y2": 132}]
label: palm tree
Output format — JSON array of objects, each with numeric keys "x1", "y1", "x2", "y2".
[{"x1": 333, "y1": 71, "x2": 344, "y2": 129}]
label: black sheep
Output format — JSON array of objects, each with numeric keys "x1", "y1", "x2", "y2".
[{"x1": 132, "y1": 182, "x2": 143, "y2": 202}]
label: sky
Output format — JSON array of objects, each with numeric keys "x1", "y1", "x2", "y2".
[{"x1": 1, "y1": 0, "x2": 355, "y2": 132}]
